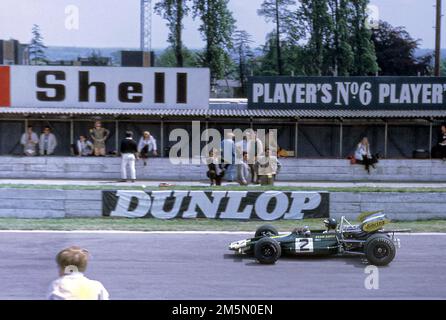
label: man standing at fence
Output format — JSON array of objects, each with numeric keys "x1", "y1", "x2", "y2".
[
  {"x1": 119, "y1": 131, "x2": 138, "y2": 183},
  {"x1": 20, "y1": 125, "x2": 39, "y2": 156},
  {"x1": 39, "y1": 126, "x2": 58, "y2": 156},
  {"x1": 89, "y1": 121, "x2": 110, "y2": 156}
]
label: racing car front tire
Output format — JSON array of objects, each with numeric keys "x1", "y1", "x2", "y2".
[
  {"x1": 255, "y1": 225, "x2": 279, "y2": 238},
  {"x1": 364, "y1": 235, "x2": 396, "y2": 266},
  {"x1": 254, "y1": 237, "x2": 281, "y2": 264}
]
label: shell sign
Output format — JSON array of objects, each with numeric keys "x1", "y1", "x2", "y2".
[{"x1": 0, "y1": 65, "x2": 210, "y2": 109}]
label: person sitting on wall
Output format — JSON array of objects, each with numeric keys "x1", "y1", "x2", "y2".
[
  {"x1": 76, "y1": 135, "x2": 94, "y2": 156},
  {"x1": 354, "y1": 136, "x2": 378, "y2": 174},
  {"x1": 89, "y1": 121, "x2": 110, "y2": 157},
  {"x1": 432, "y1": 124, "x2": 446, "y2": 161},
  {"x1": 137, "y1": 131, "x2": 158, "y2": 166},
  {"x1": 20, "y1": 125, "x2": 39, "y2": 156},
  {"x1": 39, "y1": 126, "x2": 57, "y2": 156},
  {"x1": 206, "y1": 149, "x2": 224, "y2": 186},
  {"x1": 257, "y1": 148, "x2": 281, "y2": 186}
]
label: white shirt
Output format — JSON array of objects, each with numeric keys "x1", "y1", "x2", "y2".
[
  {"x1": 137, "y1": 136, "x2": 157, "y2": 153},
  {"x1": 47, "y1": 272, "x2": 109, "y2": 300},
  {"x1": 355, "y1": 143, "x2": 372, "y2": 161}
]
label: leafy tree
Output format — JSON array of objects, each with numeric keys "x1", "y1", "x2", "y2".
[
  {"x1": 258, "y1": 0, "x2": 296, "y2": 75},
  {"x1": 326, "y1": 0, "x2": 354, "y2": 75},
  {"x1": 156, "y1": 46, "x2": 198, "y2": 67},
  {"x1": 232, "y1": 30, "x2": 255, "y2": 95},
  {"x1": 192, "y1": 0, "x2": 236, "y2": 82},
  {"x1": 154, "y1": 0, "x2": 190, "y2": 67},
  {"x1": 350, "y1": 0, "x2": 378, "y2": 75},
  {"x1": 441, "y1": 59, "x2": 446, "y2": 77},
  {"x1": 372, "y1": 21, "x2": 433, "y2": 76},
  {"x1": 298, "y1": 0, "x2": 332, "y2": 75},
  {"x1": 253, "y1": 33, "x2": 308, "y2": 76},
  {"x1": 29, "y1": 24, "x2": 47, "y2": 65},
  {"x1": 86, "y1": 50, "x2": 109, "y2": 66}
]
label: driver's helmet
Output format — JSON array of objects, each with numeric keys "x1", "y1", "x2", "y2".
[{"x1": 324, "y1": 218, "x2": 337, "y2": 230}]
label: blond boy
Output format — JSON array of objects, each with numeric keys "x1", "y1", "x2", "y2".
[{"x1": 47, "y1": 246, "x2": 109, "y2": 300}]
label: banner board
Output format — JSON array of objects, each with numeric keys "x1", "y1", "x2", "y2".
[
  {"x1": 102, "y1": 190, "x2": 329, "y2": 220},
  {"x1": 248, "y1": 76, "x2": 446, "y2": 110},
  {"x1": 0, "y1": 65, "x2": 210, "y2": 109}
]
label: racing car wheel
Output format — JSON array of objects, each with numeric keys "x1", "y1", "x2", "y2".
[
  {"x1": 364, "y1": 234, "x2": 396, "y2": 266},
  {"x1": 254, "y1": 237, "x2": 281, "y2": 264}
]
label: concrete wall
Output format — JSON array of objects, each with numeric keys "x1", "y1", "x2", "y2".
[
  {"x1": 0, "y1": 188, "x2": 444, "y2": 221},
  {"x1": 0, "y1": 156, "x2": 446, "y2": 182}
]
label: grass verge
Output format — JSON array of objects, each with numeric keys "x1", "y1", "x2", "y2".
[{"x1": 0, "y1": 218, "x2": 445, "y2": 232}]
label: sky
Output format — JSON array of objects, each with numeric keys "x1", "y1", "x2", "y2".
[{"x1": 0, "y1": 0, "x2": 444, "y2": 49}]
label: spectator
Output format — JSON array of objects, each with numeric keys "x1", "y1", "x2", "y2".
[
  {"x1": 354, "y1": 137, "x2": 378, "y2": 174},
  {"x1": 236, "y1": 151, "x2": 250, "y2": 186},
  {"x1": 76, "y1": 135, "x2": 93, "y2": 156},
  {"x1": 206, "y1": 149, "x2": 224, "y2": 186},
  {"x1": 246, "y1": 130, "x2": 264, "y2": 184},
  {"x1": 39, "y1": 126, "x2": 57, "y2": 156},
  {"x1": 220, "y1": 132, "x2": 235, "y2": 176},
  {"x1": 47, "y1": 246, "x2": 109, "y2": 300},
  {"x1": 235, "y1": 135, "x2": 248, "y2": 154},
  {"x1": 137, "y1": 131, "x2": 158, "y2": 166},
  {"x1": 257, "y1": 148, "x2": 281, "y2": 186},
  {"x1": 89, "y1": 121, "x2": 110, "y2": 156},
  {"x1": 119, "y1": 131, "x2": 138, "y2": 182},
  {"x1": 20, "y1": 125, "x2": 39, "y2": 156},
  {"x1": 432, "y1": 124, "x2": 446, "y2": 160}
]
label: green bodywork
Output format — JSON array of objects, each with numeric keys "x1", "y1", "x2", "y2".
[{"x1": 244, "y1": 231, "x2": 340, "y2": 256}]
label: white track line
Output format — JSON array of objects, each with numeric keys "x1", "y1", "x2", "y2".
[{"x1": 0, "y1": 230, "x2": 445, "y2": 236}]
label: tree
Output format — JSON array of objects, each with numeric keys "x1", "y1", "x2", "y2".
[
  {"x1": 29, "y1": 24, "x2": 47, "y2": 65},
  {"x1": 258, "y1": 0, "x2": 296, "y2": 75},
  {"x1": 192, "y1": 0, "x2": 236, "y2": 81},
  {"x1": 372, "y1": 21, "x2": 433, "y2": 76},
  {"x1": 254, "y1": 33, "x2": 308, "y2": 76},
  {"x1": 298, "y1": 0, "x2": 332, "y2": 75},
  {"x1": 326, "y1": 0, "x2": 354, "y2": 75},
  {"x1": 86, "y1": 50, "x2": 109, "y2": 66},
  {"x1": 441, "y1": 59, "x2": 446, "y2": 76},
  {"x1": 350, "y1": 0, "x2": 378, "y2": 75},
  {"x1": 155, "y1": 0, "x2": 190, "y2": 67},
  {"x1": 232, "y1": 30, "x2": 255, "y2": 95},
  {"x1": 156, "y1": 46, "x2": 198, "y2": 67}
]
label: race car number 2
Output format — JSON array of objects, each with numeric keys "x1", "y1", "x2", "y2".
[{"x1": 295, "y1": 238, "x2": 314, "y2": 253}]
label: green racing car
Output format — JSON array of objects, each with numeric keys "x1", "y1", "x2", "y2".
[{"x1": 229, "y1": 212, "x2": 409, "y2": 266}]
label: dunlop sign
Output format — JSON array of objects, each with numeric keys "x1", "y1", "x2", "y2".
[
  {"x1": 248, "y1": 76, "x2": 446, "y2": 109},
  {"x1": 102, "y1": 190, "x2": 330, "y2": 220}
]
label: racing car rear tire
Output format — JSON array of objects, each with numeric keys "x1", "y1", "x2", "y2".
[
  {"x1": 255, "y1": 225, "x2": 279, "y2": 238},
  {"x1": 364, "y1": 235, "x2": 396, "y2": 266},
  {"x1": 254, "y1": 237, "x2": 281, "y2": 264}
]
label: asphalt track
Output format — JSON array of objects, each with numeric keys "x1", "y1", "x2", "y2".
[{"x1": 0, "y1": 232, "x2": 445, "y2": 300}]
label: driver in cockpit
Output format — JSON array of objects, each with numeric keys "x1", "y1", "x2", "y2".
[{"x1": 323, "y1": 218, "x2": 337, "y2": 233}]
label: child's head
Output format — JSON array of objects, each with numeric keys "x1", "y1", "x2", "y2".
[{"x1": 56, "y1": 246, "x2": 90, "y2": 275}]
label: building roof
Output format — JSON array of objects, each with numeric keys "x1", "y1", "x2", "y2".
[{"x1": 0, "y1": 107, "x2": 445, "y2": 119}]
